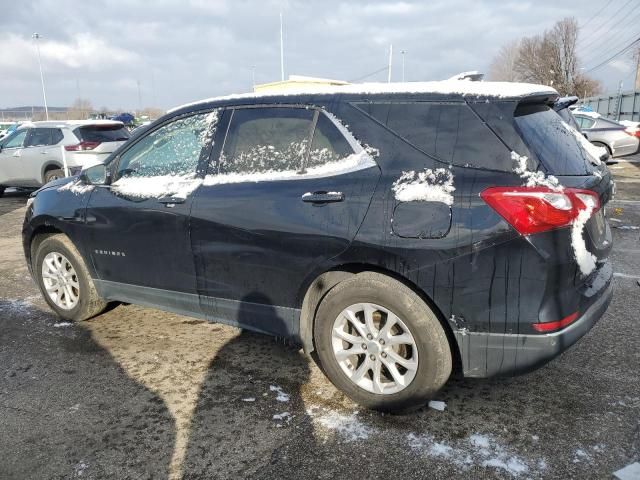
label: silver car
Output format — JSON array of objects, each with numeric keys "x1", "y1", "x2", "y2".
[
  {"x1": 0, "y1": 120, "x2": 129, "y2": 196},
  {"x1": 573, "y1": 113, "x2": 639, "y2": 158}
]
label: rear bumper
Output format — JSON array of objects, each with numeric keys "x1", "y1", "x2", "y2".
[{"x1": 455, "y1": 276, "x2": 613, "y2": 378}]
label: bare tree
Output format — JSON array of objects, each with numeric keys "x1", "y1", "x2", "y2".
[
  {"x1": 491, "y1": 17, "x2": 601, "y2": 97},
  {"x1": 67, "y1": 98, "x2": 93, "y2": 120},
  {"x1": 488, "y1": 40, "x2": 521, "y2": 81}
]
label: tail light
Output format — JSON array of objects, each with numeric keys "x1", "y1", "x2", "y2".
[
  {"x1": 480, "y1": 186, "x2": 600, "y2": 235},
  {"x1": 65, "y1": 141, "x2": 101, "y2": 151},
  {"x1": 532, "y1": 311, "x2": 579, "y2": 333},
  {"x1": 624, "y1": 127, "x2": 640, "y2": 138}
]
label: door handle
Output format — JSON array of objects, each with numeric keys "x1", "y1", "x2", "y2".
[
  {"x1": 301, "y1": 191, "x2": 344, "y2": 204},
  {"x1": 158, "y1": 196, "x2": 186, "y2": 207}
]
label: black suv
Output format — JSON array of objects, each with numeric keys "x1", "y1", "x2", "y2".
[{"x1": 23, "y1": 82, "x2": 614, "y2": 411}]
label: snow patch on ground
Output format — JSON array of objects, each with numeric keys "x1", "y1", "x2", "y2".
[
  {"x1": 269, "y1": 385, "x2": 290, "y2": 402},
  {"x1": 57, "y1": 179, "x2": 95, "y2": 195},
  {"x1": 512, "y1": 151, "x2": 562, "y2": 190},
  {"x1": 53, "y1": 321, "x2": 73, "y2": 328},
  {"x1": 308, "y1": 407, "x2": 374, "y2": 442},
  {"x1": 392, "y1": 168, "x2": 455, "y2": 204},
  {"x1": 407, "y1": 432, "x2": 542, "y2": 477},
  {"x1": 614, "y1": 462, "x2": 640, "y2": 480},
  {"x1": 428, "y1": 400, "x2": 447, "y2": 411},
  {"x1": 273, "y1": 411, "x2": 291, "y2": 421}
]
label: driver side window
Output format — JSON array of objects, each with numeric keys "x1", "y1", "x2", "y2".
[{"x1": 117, "y1": 112, "x2": 217, "y2": 179}]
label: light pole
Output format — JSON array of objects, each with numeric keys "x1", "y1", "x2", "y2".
[
  {"x1": 251, "y1": 65, "x2": 256, "y2": 90},
  {"x1": 400, "y1": 50, "x2": 407, "y2": 82},
  {"x1": 32, "y1": 33, "x2": 49, "y2": 120}
]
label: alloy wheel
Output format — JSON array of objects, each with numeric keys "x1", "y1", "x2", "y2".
[
  {"x1": 331, "y1": 303, "x2": 419, "y2": 395},
  {"x1": 41, "y1": 251, "x2": 80, "y2": 310}
]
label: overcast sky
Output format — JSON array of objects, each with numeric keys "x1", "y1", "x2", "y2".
[{"x1": 0, "y1": 0, "x2": 637, "y2": 110}]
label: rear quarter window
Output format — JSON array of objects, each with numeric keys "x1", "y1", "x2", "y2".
[
  {"x1": 74, "y1": 125, "x2": 130, "y2": 142},
  {"x1": 514, "y1": 104, "x2": 595, "y2": 176},
  {"x1": 359, "y1": 102, "x2": 513, "y2": 171}
]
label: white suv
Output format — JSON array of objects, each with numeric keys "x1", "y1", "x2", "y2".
[{"x1": 0, "y1": 120, "x2": 130, "y2": 195}]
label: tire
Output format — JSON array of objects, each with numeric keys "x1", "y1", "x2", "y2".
[
  {"x1": 313, "y1": 272, "x2": 452, "y2": 412},
  {"x1": 44, "y1": 169, "x2": 65, "y2": 184},
  {"x1": 33, "y1": 234, "x2": 107, "y2": 321}
]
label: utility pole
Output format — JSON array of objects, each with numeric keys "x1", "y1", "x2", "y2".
[
  {"x1": 400, "y1": 50, "x2": 406, "y2": 82},
  {"x1": 251, "y1": 65, "x2": 256, "y2": 90},
  {"x1": 615, "y1": 81, "x2": 623, "y2": 121},
  {"x1": 137, "y1": 79, "x2": 142, "y2": 114},
  {"x1": 387, "y1": 44, "x2": 393, "y2": 83},
  {"x1": 32, "y1": 33, "x2": 49, "y2": 120},
  {"x1": 279, "y1": 12, "x2": 285, "y2": 81},
  {"x1": 635, "y1": 47, "x2": 640, "y2": 91}
]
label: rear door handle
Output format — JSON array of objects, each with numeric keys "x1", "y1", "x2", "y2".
[{"x1": 301, "y1": 191, "x2": 344, "y2": 204}]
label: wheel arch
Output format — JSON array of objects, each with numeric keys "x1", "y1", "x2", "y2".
[
  {"x1": 41, "y1": 161, "x2": 64, "y2": 183},
  {"x1": 297, "y1": 263, "x2": 462, "y2": 374}
]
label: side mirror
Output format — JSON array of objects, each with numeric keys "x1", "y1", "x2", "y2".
[{"x1": 80, "y1": 163, "x2": 110, "y2": 185}]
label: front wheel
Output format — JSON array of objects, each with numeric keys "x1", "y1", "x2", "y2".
[
  {"x1": 44, "y1": 168, "x2": 65, "y2": 184},
  {"x1": 33, "y1": 234, "x2": 107, "y2": 321},
  {"x1": 313, "y1": 272, "x2": 452, "y2": 412}
]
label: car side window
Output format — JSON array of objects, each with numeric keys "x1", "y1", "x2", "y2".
[
  {"x1": 219, "y1": 107, "x2": 314, "y2": 175},
  {"x1": 306, "y1": 113, "x2": 355, "y2": 169},
  {"x1": 579, "y1": 117, "x2": 595, "y2": 129},
  {"x1": 3, "y1": 130, "x2": 28, "y2": 149},
  {"x1": 117, "y1": 112, "x2": 215, "y2": 179},
  {"x1": 26, "y1": 128, "x2": 55, "y2": 147}
]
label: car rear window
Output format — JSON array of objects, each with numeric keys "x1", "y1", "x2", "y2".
[
  {"x1": 74, "y1": 124, "x2": 130, "y2": 142},
  {"x1": 360, "y1": 102, "x2": 513, "y2": 170},
  {"x1": 514, "y1": 104, "x2": 595, "y2": 175}
]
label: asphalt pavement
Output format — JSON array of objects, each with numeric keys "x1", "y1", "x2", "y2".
[{"x1": 0, "y1": 162, "x2": 638, "y2": 479}]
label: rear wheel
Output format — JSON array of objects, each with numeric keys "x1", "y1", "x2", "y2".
[
  {"x1": 313, "y1": 272, "x2": 452, "y2": 412},
  {"x1": 44, "y1": 168, "x2": 65, "y2": 184},
  {"x1": 34, "y1": 234, "x2": 107, "y2": 321}
]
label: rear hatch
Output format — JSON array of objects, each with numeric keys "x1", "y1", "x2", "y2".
[
  {"x1": 72, "y1": 123, "x2": 131, "y2": 154},
  {"x1": 513, "y1": 102, "x2": 613, "y2": 265}
]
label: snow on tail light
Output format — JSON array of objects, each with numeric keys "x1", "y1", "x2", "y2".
[
  {"x1": 532, "y1": 312, "x2": 579, "y2": 333},
  {"x1": 480, "y1": 186, "x2": 600, "y2": 236},
  {"x1": 65, "y1": 141, "x2": 101, "y2": 151}
]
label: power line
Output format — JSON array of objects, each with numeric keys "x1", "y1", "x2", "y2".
[
  {"x1": 584, "y1": 35, "x2": 640, "y2": 73},
  {"x1": 580, "y1": 10, "x2": 640, "y2": 65},
  {"x1": 578, "y1": 0, "x2": 635, "y2": 52},
  {"x1": 349, "y1": 65, "x2": 389, "y2": 83},
  {"x1": 580, "y1": 0, "x2": 615, "y2": 30}
]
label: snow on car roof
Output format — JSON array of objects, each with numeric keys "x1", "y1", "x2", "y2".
[
  {"x1": 169, "y1": 81, "x2": 558, "y2": 113},
  {"x1": 29, "y1": 120, "x2": 124, "y2": 127}
]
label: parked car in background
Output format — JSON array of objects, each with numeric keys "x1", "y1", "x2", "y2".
[
  {"x1": 0, "y1": 120, "x2": 129, "y2": 196},
  {"x1": 555, "y1": 99, "x2": 610, "y2": 163},
  {"x1": 573, "y1": 112, "x2": 639, "y2": 157},
  {"x1": 23, "y1": 81, "x2": 613, "y2": 411}
]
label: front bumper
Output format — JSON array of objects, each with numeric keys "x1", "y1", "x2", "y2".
[{"x1": 455, "y1": 277, "x2": 613, "y2": 378}]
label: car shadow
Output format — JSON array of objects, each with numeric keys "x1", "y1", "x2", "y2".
[
  {"x1": 182, "y1": 292, "x2": 319, "y2": 479},
  {"x1": 0, "y1": 299, "x2": 176, "y2": 479}
]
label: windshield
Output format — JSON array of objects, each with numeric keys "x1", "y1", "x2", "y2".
[{"x1": 514, "y1": 104, "x2": 597, "y2": 176}]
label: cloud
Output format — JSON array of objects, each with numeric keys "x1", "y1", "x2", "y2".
[{"x1": 0, "y1": 0, "x2": 620, "y2": 109}]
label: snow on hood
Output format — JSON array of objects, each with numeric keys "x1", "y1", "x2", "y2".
[
  {"x1": 169, "y1": 81, "x2": 558, "y2": 113},
  {"x1": 392, "y1": 168, "x2": 455, "y2": 205}
]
